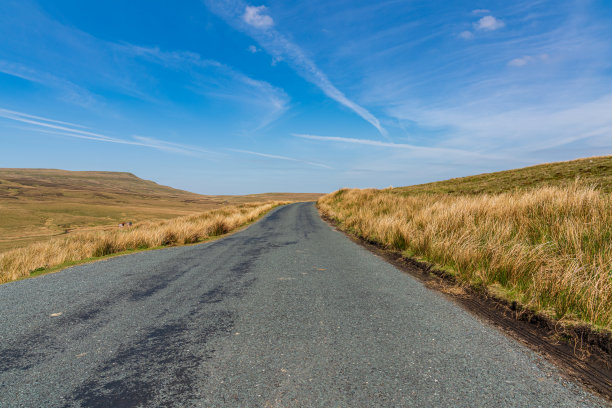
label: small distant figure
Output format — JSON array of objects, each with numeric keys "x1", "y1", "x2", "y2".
[
  {"x1": 127, "y1": 221, "x2": 133, "y2": 227},
  {"x1": 118, "y1": 222, "x2": 132, "y2": 228},
  {"x1": 118, "y1": 222, "x2": 125, "y2": 228}
]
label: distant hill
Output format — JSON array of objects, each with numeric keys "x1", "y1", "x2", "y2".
[
  {"x1": 393, "y1": 156, "x2": 612, "y2": 195},
  {"x1": 0, "y1": 169, "x2": 209, "y2": 201},
  {"x1": 0, "y1": 169, "x2": 322, "y2": 252}
]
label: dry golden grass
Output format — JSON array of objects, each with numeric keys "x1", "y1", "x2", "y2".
[
  {"x1": 0, "y1": 201, "x2": 285, "y2": 284},
  {"x1": 318, "y1": 184, "x2": 612, "y2": 330}
]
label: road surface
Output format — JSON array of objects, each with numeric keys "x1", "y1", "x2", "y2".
[{"x1": 0, "y1": 202, "x2": 607, "y2": 407}]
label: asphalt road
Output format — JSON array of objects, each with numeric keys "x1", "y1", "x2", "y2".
[{"x1": 0, "y1": 202, "x2": 607, "y2": 407}]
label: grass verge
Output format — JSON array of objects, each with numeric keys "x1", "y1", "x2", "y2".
[
  {"x1": 318, "y1": 184, "x2": 611, "y2": 332},
  {"x1": 1, "y1": 201, "x2": 287, "y2": 284}
]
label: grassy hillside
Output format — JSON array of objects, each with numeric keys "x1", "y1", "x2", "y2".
[
  {"x1": 318, "y1": 156, "x2": 612, "y2": 330},
  {"x1": 0, "y1": 169, "x2": 321, "y2": 252},
  {"x1": 394, "y1": 155, "x2": 612, "y2": 195}
]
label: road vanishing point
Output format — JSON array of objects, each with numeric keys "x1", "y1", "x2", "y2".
[{"x1": 0, "y1": 202, "x2": 608, "y2": 407}]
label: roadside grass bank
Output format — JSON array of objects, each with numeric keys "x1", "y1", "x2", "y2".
[
  {"x1": 0, "y1": 201, "x2": 287, "y2": 284},
  {"x1": 318, "y1": 184, "x2": 611, "y2": 332}
]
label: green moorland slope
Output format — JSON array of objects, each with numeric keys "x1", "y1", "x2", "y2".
[{"x1": 393, "y1": 155, "x2": 612, "y2": 195}]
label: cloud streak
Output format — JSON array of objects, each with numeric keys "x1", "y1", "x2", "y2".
[
  {"x1": 0, "y1": 60, "x2": 99, "y2": 108},
  {"x1": 0, "y1": 107, "x2": 90, "y2": 129},
  {"x1": 0, "y1": 108, "x2": 215, "y2": 156},
  {"x1": 508, "y1": 54, "x2": 549, "y2": 67},
  {"x1": 205, "y1": 0, "x2": 386, "y2": 136},
  {"x1": 121, "y1": 44, "x2": 290, "y2": 130},
  {"x1": 0, "y1": 1, "x2": 290, "y2": 132},
  {"x1": 387, "y1": 93, "x2": 612, "y2": 157},
  {"x1": 293, "y1": 133, "x2": 508, "y2": 161},
  {"x1": 230, "y1": 148, "x2": 332, "y2": 169}
]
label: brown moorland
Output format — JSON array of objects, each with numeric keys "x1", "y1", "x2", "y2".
[{"x1": 0, "y1": 168, "x2": 322, "y2": 252}]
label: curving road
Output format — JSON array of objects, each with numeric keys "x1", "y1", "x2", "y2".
[{"x1": 0, "y1": 202, "x2": 607, "y2": 407}]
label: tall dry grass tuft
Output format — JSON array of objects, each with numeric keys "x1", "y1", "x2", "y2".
[
  {"x1": 318, "y1": 185, "x2": 612, "y2": 330},
  {"x1": 0, "y1": 201, "x2": 286, "y2": 284}
]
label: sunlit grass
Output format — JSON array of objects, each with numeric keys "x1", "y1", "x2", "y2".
[{"x1": 0, "y1": 201, "x2": 286, "y2": 284}]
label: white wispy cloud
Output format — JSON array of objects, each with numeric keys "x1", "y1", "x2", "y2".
[
  {"x1": 472, "y1": 9, "x2": 490, "y2": 15},
  {"x1": 205, "y1": 0, "x2": 387, "y2": 136},
  {"x1": 474, "y1": 15, "x2": 505, "y2": 31},
  {"x1": 1, "y1": 1, "x2": 289, "y2": 131},
  {"x1": 121, "y1": 44, "x2": 290, "y2": 130},
  {"x1": 0, "y1": 109, "x2": 115, "y2": 141},
  {"x1": 0, "y1": 1, "x2": 157, "y2": 105},
  {"x1": 387, "y1": 93, "x2": 612, "y2": 156},
  {"x1": 243, "y1": 5, "x2": 274, "y2": 29},
  {"x1": 0, "y1": 108, "x2": 90, "y2": 129},
  {"x1": 508, "y1": 54, "x2": 549, "y2": 67},
  {"x1": 131, "y1": 136, "x2": 216, "y2": 156},
  {"x1": 459, "y1": 30, "x2": 474, "y2": 40},
  {"x1": 248, "y1": 45, "x2": 259, "y2": 53},
  {"x1": 293, "y1": 133, "x2": 507, "y2": 160},
  {"x1": 0, "y1": 108, "x2": 215, "y2": 156},
  {"x1": 0, "y1": 60, "x2": 99, "y2": 108},
  {"x1": 230, "y1": 148, "x2": 332, "y2": 169}
]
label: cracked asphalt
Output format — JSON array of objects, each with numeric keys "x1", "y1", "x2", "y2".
[{"x1": 0, "y1": 202, "x2": 607, "y2": 407}]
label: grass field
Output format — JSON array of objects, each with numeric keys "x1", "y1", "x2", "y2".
[
  {"x1": 0, "y1": 201, "x2": 286, "y2": 283},
  {"x1": 318, "y1": 156, "x2": 612, "y2": 331},
  {"x1": 0, "y1": 169, "x2": 321, "y2": 252}
]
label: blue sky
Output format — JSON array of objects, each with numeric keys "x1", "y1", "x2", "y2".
[{"x1": 1, "y1": 0, "x2": 611, "y2": 194}]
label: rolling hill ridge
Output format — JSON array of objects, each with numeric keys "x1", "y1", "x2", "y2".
[
  {"x1": 0, "y1": 168, "x2": 321, "y2": 251},
  {"x1": 393, "y1": 155, "x2": 612, "y2": 195}
]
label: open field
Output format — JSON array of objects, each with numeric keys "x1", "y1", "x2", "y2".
[
  {"x1": 0, "y1": 201, "x2": 287, "y2": 283},
  {"x1": 318, "y1": 156, "x2": 612, "y2": 331},
  {"x1": 0, "y1": 169, "x2": 322, "y2": 252}
]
